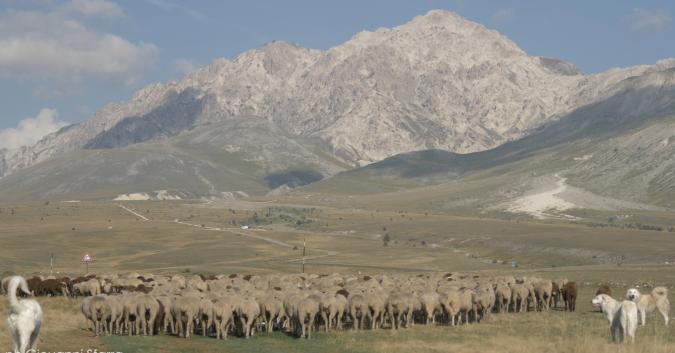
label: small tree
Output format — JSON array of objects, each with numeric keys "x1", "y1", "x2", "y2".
[{"x1": 383, "y1": 233, "x2": 391, "y2": 247}]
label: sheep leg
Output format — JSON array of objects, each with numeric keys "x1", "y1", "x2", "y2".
[
  {"x1": 265, "y1": 312, "x2": 273, "y2": 334},
  {"x1": 325, "y1": 311, "x2": 332, "y2": 332},
  {"x1": 176, "y1": 316, "x2": 183, "y2": 337},
  {"x1": 115, "y1": 316, "x2": 122, "y2": 335},
  {"x1": 149, "y1": 314, "x2": 157, "y2": 336},
  {"x1": 170, "y1": 317, "x2": 176, "y2": 334},
  {"x1": 308, "y1": 314, "x2": 315, "y2": 339},
  {"x1": 126, "y1": 314, "x2": 132, "y2": 336},
  {"x1": 221, "y1": 321, "x2": 229, "y2": 340},
  {"x1": 243, "y1": 315, "x2": 250, "y2": 337},
  {"x1": 137, "y1": 316, "x2": 143, "y2": 336}
]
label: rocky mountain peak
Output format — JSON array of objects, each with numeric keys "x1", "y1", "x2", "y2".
[{"x1": 2, "y1": 10, "x2": 674, "y2": 186}]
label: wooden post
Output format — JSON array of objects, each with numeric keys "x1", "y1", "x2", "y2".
[{"x1": 302, "y1": 238, "x2": 306, "y2": 273}]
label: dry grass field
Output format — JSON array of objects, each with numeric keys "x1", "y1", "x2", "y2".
[{"x1": 1, "y1": 198, "x2": 675, "y2": 352}]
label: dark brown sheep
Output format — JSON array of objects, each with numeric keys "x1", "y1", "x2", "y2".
[
  {"x1": 595, "y1": 284, "x2": 612, "y2": 297},
  {"x1": 336, "y1": 289, "x2": 350, "y2": 298},
  {"x1": 26, "y1": 276, "x2": 42, "y2": 295},
  {"x1": 37, "y1": 279, "x2": 68, "y2": 297},
  {"x1": 562, "y1": 282, "x2": 577, "y2": 311}
]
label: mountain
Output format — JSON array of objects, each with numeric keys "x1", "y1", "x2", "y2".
[
  {"x1": 1, "y1": 9, "x2": 675, "y2": 201},
  {"x1": 312, "y1": 66, "x2": 675, "y2": 212}
]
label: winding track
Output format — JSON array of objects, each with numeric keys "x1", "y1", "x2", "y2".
[
  {"x1": 117, "y1": 204, "x2": 149, "y2": 221},
  {"x1": 116, "y1": 203, "x2": 338, "y2": 267}
]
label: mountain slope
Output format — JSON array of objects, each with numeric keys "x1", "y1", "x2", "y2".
[
  {"x1": 311, "y1": 68, "x2": 675, "y2": 210},
  {"x1": 0, "y1": 118, "x2": 348, "y2": 201}
]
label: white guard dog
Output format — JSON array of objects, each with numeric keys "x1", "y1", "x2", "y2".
[
  {"x1": 7, "y1": 276, "x2": 43, "y2": 353},
  {"x1": 626, "y1": 287, "x2": 670, "y2": 326}
]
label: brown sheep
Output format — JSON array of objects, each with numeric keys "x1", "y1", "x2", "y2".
[
  {"x1": 562, "y1": 282, "x2": 578, "y2": 311},
  {"x1": 596, "y1": 284, "x2": 612, "y2": 297},
  {"x1": 36, "y1": 279, "x2": 69, "y2": 297}
]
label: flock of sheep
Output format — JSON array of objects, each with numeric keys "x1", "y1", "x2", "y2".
[
  {"x1": 2, "y1": 272, "x2": 669, "y2": 350},
  {"x1": 4, "y1": 272, "x2": 578, "y2": 341}
]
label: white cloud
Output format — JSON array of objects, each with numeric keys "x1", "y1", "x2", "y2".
[
  {"x1": 61, "y1": 0, "x2": 124, "y2": 19},
  {"x1": 628, "y1": 8, "x2": 671, "y2": 32},
  {"x1": 174, "y1": 58, "x2": 197, "y2": 75},
  {"x1": 0, "y1": 4, "x2": 157, "y2": 85},
  {"x1": 0, "y1": 109, "x2": 69, "y2": 150},
  {"x1": 492, "y1": 8, "x2": 515, "y2": 22}
]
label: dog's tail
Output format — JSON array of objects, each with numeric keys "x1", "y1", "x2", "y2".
[
  {"x1": 7, "y1": 275, "x2": 31, "y2": 309},
  {"x1": 653, "y1": 286, "x2": 669, "y2": 297}
]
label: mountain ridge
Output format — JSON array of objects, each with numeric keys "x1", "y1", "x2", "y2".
[{"x1": 1, "y1": 9, "x2": 675, "y2": 202}]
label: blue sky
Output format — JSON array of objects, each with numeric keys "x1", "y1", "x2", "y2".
[{"x1": 0, "y1": 0, "x2": 673, "y2": 148}]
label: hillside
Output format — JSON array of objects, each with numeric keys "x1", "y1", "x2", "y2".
[
  {"x1": 309, "y1": 68, "x2": 675, "y2": 213},
  {"x1": 0, "y1": 118, "x2": 348, "y2": 201}
]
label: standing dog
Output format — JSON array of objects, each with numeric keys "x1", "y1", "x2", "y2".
[
  {"x1": 7, "y1": 276, "x2": 43, "y2": 353},
  {"x1": 592, "y1": 294, "x2": 638, "y2": 344},
  {"x1": 626, "y1": 287, "x2": 670, "y2": 326}
]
